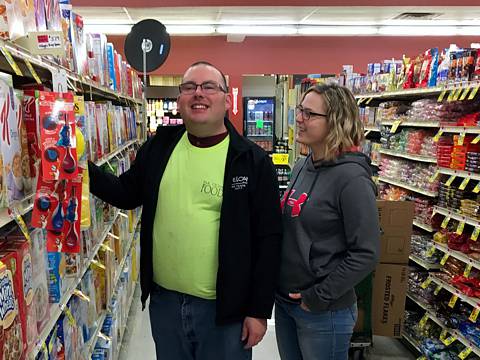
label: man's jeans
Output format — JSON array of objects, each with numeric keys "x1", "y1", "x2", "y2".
[
  {"x1": 275, "y1": 298, "x2": 357, "y2": 360},
  {"x1": 149, "y1": 283, "x2": 252, "y2": 360}
]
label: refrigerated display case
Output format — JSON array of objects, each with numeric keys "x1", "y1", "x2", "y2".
[{"x1": 243, "y1": 97, "x2": 275, "y2": 152}]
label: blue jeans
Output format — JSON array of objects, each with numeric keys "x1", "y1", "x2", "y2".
[
  {"x1": 275, "y1": 298, "x2": 357, "y2": 360},
  {"x1": 149, "y1": 283, "x2": 252, "y2": 360}
]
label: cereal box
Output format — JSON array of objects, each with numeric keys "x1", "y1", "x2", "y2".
[{"x1": 0, "y1": 252, "x2": 24, "y2": 359}]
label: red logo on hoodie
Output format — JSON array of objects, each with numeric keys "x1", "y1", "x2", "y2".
[{"x1": 281, "y1": 190, "x2": 308, "y2": 217}]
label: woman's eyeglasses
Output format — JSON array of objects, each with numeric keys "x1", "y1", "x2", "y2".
[{"x1": 295, "y1": 105, "x2": 327, "y2": 121}]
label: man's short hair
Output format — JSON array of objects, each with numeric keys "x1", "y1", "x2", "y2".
[{"x1": 186, "y1": 61, "x2": 228, "y2": 91}]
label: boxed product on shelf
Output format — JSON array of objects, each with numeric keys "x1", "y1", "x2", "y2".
[
  {"x1": 45, "y1": 0, "x2": 61, "y2": 31},
  {"x1": 0, "y1": 78, "x2": 32, "y2": 206},
  {"x1": 1, "y1": 238, "x2": 37, "y2": 352},
  {"x1": 29, "y1": 229, "x2": 50, "y2": 334},
  {"x1": 71, "y1": 12, "x2": 88, "y2": 77},
  {"x1": 106, "y1": 43, "x2": 116, "y2": 91},
  {"x1": 59, "y1": 1, "x2": 74, "y2": 71},
  {"x1": 47, "y1": 251, "x2": 66, "y2": 303},
  {"x1": 0, "y1": 249, "x2": 27, "y2": 357},
  {"x1": 0, "y1": 254, "x2": 24, "y2": 359}
]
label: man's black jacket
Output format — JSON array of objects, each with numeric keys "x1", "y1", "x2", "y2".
[{"x1": 88, "y1": 119, "x2": 282, "y2": 325}]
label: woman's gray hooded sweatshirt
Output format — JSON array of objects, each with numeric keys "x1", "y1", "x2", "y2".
[{"x1": 278, "y1": 152, "x2": 380, "y2": 312}]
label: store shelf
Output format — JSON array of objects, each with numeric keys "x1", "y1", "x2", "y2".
[
  {"x1": 401, "y1": 332, "x2": 423, "y2": 354},
  {"x1": 364, "y1": 125, "x2": 380, "y2": 132},
  {"x1": 0, "y1": 39, "x2": 142, "y2": 105},
  {"x1": 379, "y1": 148, "x2": 437, "y2": 164},
  {"x1": 433, "y1": 242, "x2": 480, "y2": 272},
  {"x1": 409, "y1": 254, "x2": 441, "y2": 270},
  {"x1": 247, "y1": 134, "x2": 273, "y2": 138},
  {"x1": 355, "y1": 82, "x2": 480, "y2": 101},
  {"x1": 86, "y1": 311, "x2": 107, "y2": 357},
  {"x1": 438, "y1": 167, "x2": 480, "y2": 182},
  {"x1": 429, "y1": 274, "x2": 480, "y2": 309},
  {"x1": 378, "y1": 176, "x2": 438, "y2": 197},
  {"x1": 433, "y1": 206, "x2": 480, "y2": 228},
  {"x1": 380, "y1": 120, "x2": 440, "y2": 128},
  {"x1": 413, "y1": 220, "x2": 435, "y2": 233},
  {"x1": 29, "y1": 210, "x2": 121, "y2": 359},
  {"x1": 440, "y1": 126, "x2": 480, "y2": 135},
  {"x1": 96, "y1": 139, "x2": 139, "y2": 167},
  {"x1": 111, "y1": 214, "x2": 141, "y2": 302},
  {"x1": 0, "y1": 192, "x2": 35, "y2": 229}
]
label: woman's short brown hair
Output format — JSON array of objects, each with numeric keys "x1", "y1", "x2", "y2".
[{"x1": 300, "y1": 83, "x2": 364, "y2": 161}]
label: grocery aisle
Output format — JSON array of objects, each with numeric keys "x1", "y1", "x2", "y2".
[{"x1": 120, "y1": 288, "x2": 415, "y2": 360}]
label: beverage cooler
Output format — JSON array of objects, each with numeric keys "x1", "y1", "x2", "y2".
[{"x1": 243, "y1": 97, "x2": 275, "y2": 152}]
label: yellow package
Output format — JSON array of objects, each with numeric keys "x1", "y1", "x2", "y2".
[{"x1": 81, "y1": 168, "x2": 91, "y2": 229}]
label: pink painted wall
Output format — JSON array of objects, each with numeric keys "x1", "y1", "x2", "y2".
[{"x1": 110, "y1": 34, "x2": 479, "y2": 128}]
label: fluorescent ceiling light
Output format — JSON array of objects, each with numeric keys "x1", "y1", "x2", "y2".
[
  {"x1": 217, "y1": 25, "x2": 297, "y2": 35},
  {"x1": 378, "y1": 26, "x2": 459, "y2": 36},
  {"x1": 458, "y1": 26, "x2": 480, "y2": 36},
  {"x1": 84, "y1": 24, "x2": 132, "y2": 35},
  {"x1": 166, "y1": 25, "x2": 215, "y2": 34},
  {"x1": 298, "y1": 26, "x2": 377, "y2": 35}
]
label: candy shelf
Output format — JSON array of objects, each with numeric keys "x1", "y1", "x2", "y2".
[
  {"x1": 379, "y1": 148, "x2": 437, "y2": 164},
  {"x1": 378, "y1": 176, "x2": 438, "y2": 197},
  {"x1": 429, "y1": 274, "x2": 480, "y2": 310},
  {"x1": 440, "y1": 126, "x2": 480, "y2": 135},
  {"x1": 364, "y1": 125, "x2": 380, "y2": 132},
  {"x1": 413, "y1": 220, "x2": 435, "y2": 233},
  {"x1": 433, "y1": 206, "x2": 480, "y2": 228},
  {"x1": 433, "y1": 242, "x2": 480, "y2": 272},
  {"x1": 380, "y1": 120, "x2": 440, "y2": 128},
  {"x1": 409, "y1": 255, "x2": 441, "y2": 270},
  {"x1": 438, "y1": 167, "x2": 480, "y2": 182}
]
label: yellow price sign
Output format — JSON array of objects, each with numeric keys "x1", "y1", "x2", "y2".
[
  {"x1": 390, "y1": 120, "x2": 402, "y2": 134},
  {"x1": 438, "y1": 89, "x2": 448, "y2": 102},
  {"x1": 421, "y1": 277, "x2": 432, "y2": 289},
  {"x1": 474, "y1": 182, "x2": 480, "y2": 194},
  {"x1": 448, "y1": 294, "x2": 458, "y2": 308},
  {"x1": 426, "y1": 245, "x2": 436, "y2": 257},
  {"x1": 472, "y1": 227, "x2": 480, "y2": 241},
  {"x1": 469, "y1": 308, "x2": 480, "y2": 322},
  {"x1": 24, "y1": 59, "x2": 42, "y2": 84},
  {"x1": 460, "y1": 177, "x2": 470, "y2": 190},
  {"x1": 429, "y1": 170, "x2": 440, "y2": 183},
  {"x1": 457, "y1": 221, "x2": 466, "y2": 235},
  {"x1": 434, "y1": 285, "x2": 442, "y2": 295},
  {"x1": 419, "y1": 313, "x2": 429, "y2": 328},
  {"x1": 445, "y1": 175, "x2": 456, "y2": 187},
  {"x1": 440, "y1": 329, "x2": 448, "y2": 341},
  {"x1": 357, "y1": 98, "x2": 365, "y2": 105},
  {"x1": 468, "y1": 85, "x2": 480, "y2": 100},
  {"x1": 459, "y1": 347, "x2": 473, "y2": 360},
  {"x1": 472, "y1": 134, "x2": 480, "y2": 145},
  {"x1": 0, "y1": 47, "x2": 22, "y2": 76},
  {"x1": 447, "y1": 89, "x2": 456, "y2": 102},
  {"x1": 433, "y1": 129, "x2": 444, "y2": 142},
  {"x1": 464, "y1": 264, "x2": 473, "y2": 277},
  {"x1": 272, "y1": 153, "x2": 289, "y2": 165},
  {"x1": 417, "y1": 357, "x2": 427, "y2": 360},
  {"x1": 65, "y1": 308, "x2": 76, "y2": 326},
  {"x1": 458, "y1": 132, "x2": 466, "y2": 146},
  {"x1": 440, "y1": 254, "x2": 450, "y2": 266},
  {"x1": 91, "y1": 259, "x2": 106, "y2": 270},
  {"x1": 365, "y1": 97, "x2": 373, "y2": 105},
  {"x1": 443, "y1": 336, "x2": 457, "y2": 346},
  {"x1": 452, "y1": 86, "x2": 463, "y2": 101},
  {"x1": 441, "y1": 216, "x2": 451, "y2": 229},
  {"x1": 10, "y1": 209, "x2": 31, "y2": 244},
  {"x1": 460, "y1": 87, "x2": 471, "y2": 101}
]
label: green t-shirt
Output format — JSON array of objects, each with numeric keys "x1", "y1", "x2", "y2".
[{"x1": 152, "y1": 132, "x2": 229, "y2": 299}]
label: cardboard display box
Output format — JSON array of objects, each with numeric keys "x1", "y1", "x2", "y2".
[
  {"x1": 377, "y1": 200, "x2": 414, "y2": 264},
  {"x1": 372, "y1": 263, "x2": 409, "y2": 338}
]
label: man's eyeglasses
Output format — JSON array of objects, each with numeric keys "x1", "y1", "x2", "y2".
[
  {"x1": 179, "y1": 81, "x2": 227, "y2": 95},
  {"x1": 295, "y1": 105, "x2": 327, "y2": 121}
]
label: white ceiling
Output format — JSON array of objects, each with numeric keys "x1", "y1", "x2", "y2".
[{"x1": 75, "y1": 6, "x2": 480, "y2": 25}]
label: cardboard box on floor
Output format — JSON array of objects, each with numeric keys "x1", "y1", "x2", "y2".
[
  {"x1": 376, "y1": 200, "x2": 414, "y2": 264},
  {"x1": 369, "y1": 201, "x2": 412, "y2": 337},
  {"x1": 371, "y1": 263, "x2": 409, "y2": 337}
]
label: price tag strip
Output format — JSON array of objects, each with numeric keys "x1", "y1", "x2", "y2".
[
  {"x1": 433, "y1": 129, "x2": 444, "y2": 142},
  {"x1": 472, "y1": 227, "x2": 480, "y2": 241},
  {"x1": 440, "y1": 254, "x2": 450, "y2": 266},
  {"x1": 429, "y1": 170, "x2": 440, "y2": 183},
  {"x1": 438, "y1": 89, "x2": 448, "y2": 102},
  {"x1": 390, "y1": 120, "x2": 402, "y2": 134},
  {"x1": 448, "y1": 294, "x2": 459, "y2": 308},
  {"x1": 441, "y1": 216, "x2": 451, "y2": 229},
  {"x1": 464, "y1": 264, "x2": 473, "y2": 278},
  {"x1": 419, "y1": 313, "x2": 429, "y2": 328},
  {"x1": 459, "y1": 177, "x2": 470, "y2": 190},
  {"x1": 434, "y1": 284, "x2": 442, "y2": 295},
  {"x1": 445, "y1": 175, "x2": 456, "y2": 187},
  {"x1": 469, "y1": 308, "x2": 480, "y2": 322},
  {"x1": 459, "y1": 347, "x2": 473, "y2": 360},
  {"x1": 421, "y1": 277, "x2": 433, "y2": 289},
  {"x1": 468, "y1": 85, "x2": 480, "y2": 100},
  {"x1": 457, "y1": 221, "x2": 466, "y2": 235}
]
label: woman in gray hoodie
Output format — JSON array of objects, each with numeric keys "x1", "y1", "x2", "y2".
[{"x1": 276, "y1": 83, "x2": 380, "y2": 360}]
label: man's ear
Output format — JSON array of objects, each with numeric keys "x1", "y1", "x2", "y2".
[{"x1": 225, "y1": 93, "x2": 232, "y2": 111}]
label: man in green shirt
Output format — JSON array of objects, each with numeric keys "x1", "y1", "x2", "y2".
[{"x1": 88, "y1": 62, "x2": 282, "y2": 360}]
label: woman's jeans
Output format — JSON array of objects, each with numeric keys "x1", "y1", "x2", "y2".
[{"x1": 275, "y1": 298, "x2": 357, "y2": 360}]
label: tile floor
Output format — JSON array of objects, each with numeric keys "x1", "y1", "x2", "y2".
[{"x1": 119, "y1": 286, "x2": 415, "y2": 360}]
